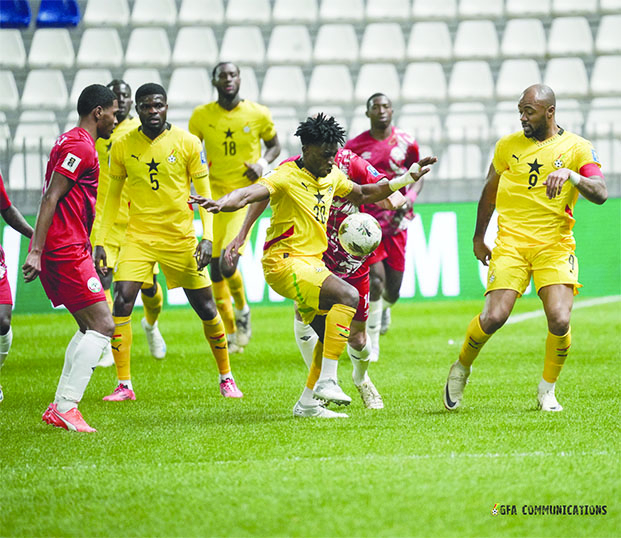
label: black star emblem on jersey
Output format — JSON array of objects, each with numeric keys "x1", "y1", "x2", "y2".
[
  {"x1": 224, "y1": 128, "x2": 234, "y2": 138},
  {"x1": 527, "y1": 159, "x2": 543, "y2": 174},
  {"x1": 313, "y1": 190, "x2": 325, "y2": 204},
  {"x1": 146, "y1": 158, "x2": 160, "y2": 172}
]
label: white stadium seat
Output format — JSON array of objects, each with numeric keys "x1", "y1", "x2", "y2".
[
  {"x1": 13, "y1": 111, "x2": 59, "y2": 152},
  {"x1": 360, "y1": 23, "x2": 405, "y2": 62},
  {"x1": 437, "y1": 144, "x2": 483, "y2": 179},
  {"x1": 366, "y1": 0, "x2": 410, "y2": 21},
  {"x1": 592, "y1": 138, "x2": 621, "y2": 173},
  {"x1": 307, "y1": 65, "x2": 354, "y2": 105},
  {"x1": 266, "y1": 25, "x2": 313, "y2": 65},
  {"x1": 0, "y1": 71, "x2": 19, "y2": 109},
  {"x1": 21, "y1": 70, "x2": 68, "y2": 109},
  {"x1": 551, "y1": 0, "x2": 597, "y2": 15},
  {"x1": 239, "y1": 66, "x2": 259, "y2": 102},
  {"x1": 77, "y1": 28, "x2": 124, "y2": 68},
  {"x1": 122, "y1": 69, "x2": 163, "y2": 94},
  {"x1": 178, "y1": 0, "x2": 224, "y2": 25},
  {"x1": 318, "y1": 0, "x2": 364, "y2": 22},
  {"x1": 501, "y1": 19, "x2": 546, "y2": 58},
  {"x1": 491, "y1": 101, "x2": 520, "y2": 137},
  {"x1": 168, "y1": 68, "x2": 212, "y2": 107},
  {"x1": 70, "y1": 69, "x2": 114, "y2": 103},
  {"x1": 83, "y1": 0, "x2": 130, "y2": 26},
  {"x1": 543, "y1": 57, "x2": 589, "y2": 98},
  {"x1": 172, "y1": 27, "x2": 218, "y2": 66},
  {"x1": 0, "y1": 111, "x2": 10, "y2": 153},
  {"x1": 548, "y1": 17, "x2": 593, "y2": 57},
  {"x1": 444, "y1": 102, "x2": 490, "y2": 142},
  {"x1": 131, "y1": 0, "x2": 177, "y2": 25},
  {"x1": 8, "y1": 153, "x2": 48, "y2": 190},
  {"x1": 125, "y1": 28, "x2": 171, "y2": 68},
  {"x1": 220, "y1": 26, "x2": 265, "y2": 67},
  {"x1": 453, "y1": 20, "x2": 499, "y2": 60},
  {"x1": 458, "y1": 0, "x2": 504, "y2": 18},
  {"x1": 505, "y1": 0, "x2": 550, "y2": 17},
  {"x1": 272, "y1": 0, "x2": 318, "y2": 23},
  {"x1": 596, "y1": 15, "x2": 621, "y2": 55},
  {"x1": 590, "y1": 55, "x2": 621, "y2": 97},
  {"x1": 348, "y1": 105, "x2": 369, "y2": 138},
  {"x1": 401, "y1": 62, "x2": 447, "y2": 103},
  {"x1": 354, "y1": 64, "x2": 401, "y2": 103},
  {"x1": 448, "y1": 61, "x2": 494, "y2": 101},
  {"x1": 555, "y1": 99, "x2": 584, "y2": 134},
  {"x1": 412, "y1": 0, "x2": 457, "y2": 19},
  {"x1": 29, "y1": 29, "x2": 74, "y2": 68},
  {"x1": 585, "y1": 98, "x2": 621, "y2": 137},
  {"x1": 398, "y1": 104, "x2": 443, "y2": 143},
  {"x1": 496, "y1": 59, "x2": 541, "y2": 100},
  {"x1": 260, "y1": 66, "x2": 307, "y2": 107},
  {"x1": 313, "y1": 24, "x2": 359, "y2": 64},
  {"x1": 407, "y1": 22, "x2": 452, "y2": 61},
  {"x1": 225, "y1": 0, "x2": 271, "y2": 24},
  {"x1": 0, "y1": 30, "x2": 26, "y2": 68},
  {"x1": 167, "y1": 108, "x2": 195, "y2": 131},
  {"x1": 270, "y1": 107, "x2": 300, "y2": 152},
  {"x1": 601, "y1": 0, "x2": 621, "y2": 13}
]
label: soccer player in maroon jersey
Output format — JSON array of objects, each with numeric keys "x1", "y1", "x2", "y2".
[
  {"x1": 22, "y1": 84, "x2": 118, "y2": 433},
  {"x1": 0, "y1": 172, "x2": 33, "y2": 404}
]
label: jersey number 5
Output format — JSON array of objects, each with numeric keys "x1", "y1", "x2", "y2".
[{"x1": 150, "y1": 171, "x2": 159, "y2": 191}]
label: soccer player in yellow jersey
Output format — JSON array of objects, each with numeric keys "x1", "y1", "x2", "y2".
[
  {"x1": 94, "y1": 83, "x2": 242, "y2": 401},
  {"x1": 443, "y1": 84, "x2": 608, "y2": 413},
  {"x1": 189, "y1": 62, "x2": 281, "y2": 353},
  {"x1": 192, "y1": 114, "x2": 435, "y2": 417},
  {"x1": 91, "y1": 80, "x2": 166, "y2": 367}
]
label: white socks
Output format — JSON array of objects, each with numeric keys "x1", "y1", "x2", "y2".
[
  {"x1": 299, "y1": 386, "x2": 317, "y2": 406},
  {"x1": 348, "y1": 333, "x2": 372, "y2": 386},
  {"x1": 538, "y1": 379, "x2": 555, "y2": 393},
  {"x1": 317, "y1": 356, "x2": 338, "y2": 382},
  {"x1": 118, "y1": 379, "x2": 134, "y2": 390},
  {"x1": 56, "y1": 330, "x2": 110, "y2": 413},
  {"x1": 0, "y1": 326, "x2": 13, "y2": 371},
  {"x1": 55, "y1": 330, "x2": 84, "y2": 404},
  {"x1": 293, "y1": 318, "x2": 318, "y2": 369},
  {"x1": 219, "y1": 373, "x2": 234, "y2": 383},
  {"x1": 368, "y1": 299, "x2": 382, "y2": 361}
]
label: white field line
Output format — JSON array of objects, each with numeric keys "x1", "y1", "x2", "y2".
[{"x1": 506, "y1": 295, "x2": 621, "y2": 325}]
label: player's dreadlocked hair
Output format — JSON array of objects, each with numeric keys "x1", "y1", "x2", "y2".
[{"x1": 295, "y1": 113, "x2": 346, "y2": 147}]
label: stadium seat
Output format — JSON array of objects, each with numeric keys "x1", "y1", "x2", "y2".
[
  {"x1": 555, "y1": 99, "x2": 584, "y2": 134},
  {"x1": 601, "y1": 0, "x2": 621, "y2": 13},
  {"x1": 548, "y1": 17, "x2": 593, "y2": 57},
  {"x1": 266, "y1": 25, "x2": 313, "y2": 65},
  {"x1": 360, "y1": 23, "x2": 405, "y2": 62},
  {"x1": 307, "y1": 65, "x2": 354, "y2": 105},
  {"x1": 313, "y1": 24, "x2": 359, "y2": 64},
  {"x1": 543, "y1": 57, "x2": 588, "y2": 98},
  {"x1": 167, "y1": 108, "x2": 195, "y2": 131},
  {"x1": 239, "y1": 66, "x2": 259, "y2": 102},
  {"x1": 401, "y1": 62, "x2": 447, "y2": 103},
  {"x1": 36, "y1": 0, "x2": 80, "y2": 27},
  {"x1": 13, "y1": 110, "x2": 59, "y2": 152},
  {"x1": 318, "y1": 0, "x2": 364, "y2": 22},
  {"x1": 21, "y1": 69, "x2": 68, "y2": 109},
  {"x1": 125, "y1": 28, "x2": 171, "y2": 68},
  {"x1": 437, "y1": 144, "x2": 483, "y2": 179},
  {"x1": 272, "y1": 0, "x2": 318, "y2": 23},
  {"x1": 366, "y1": 0, "x2": 410, "y2": 21},
  {"x1": 77, "y1": 28, "x2": 124, "y2": 68},
  {"x1": 0, "y1": 70, "x2": 19, "y2": 109},
  {"x1": 270, "y1": 107, "x2": 300, "y2": 152},
  {"x1": 592, "y1": 138, "x2": 621, "y2": 173},
  {"x1": 225, "y1": 0, "x2": 271, "y2": 24},
  {"x1": 0, "y1": 111, "x2": 9, "y2": 153},
  {"x1": 448, "y1": 61, "x2": 494, "y2": 101},
  {"x1": 495, "y1": 59, "x2": 541, "y2": 100},
  {"x1": 348, "y1": 105, "x2": 369, "y2": 138},
  {"x1": 445, "y1": 102, "x2": 489, "y2": 142},
  {"x1": 398, "y1": 103, "x2": 443, "y2": 143},
  {"x1": 0, "y1": 30, "x2": 26, "y2": 68},
  {"x1": 501, "y1": 19, "x2": 546, "y2": 58},
  {"x1": 453, "y1": 20, "x2": 499, "y2": 60},
  {"x1": 491, "y1": 101, "x2": 520, "y2": 137},
  {"x1": 132, "y1": 0, "x2": 177, "y2": 25},
  {"x1": 551, "y1": 0, "x2": 597, "y2": 15},
  {"x1": 0, "y1": 0, "x2": 31, "y2": 28},
  {"x1": 596, "y1": 16, "x2": 621, "y2": 55},
  {"x1": 28, "y1": 28, "x2": 74, "y2": 68},
  {"x1": 122, "y1": 68, "x2": 163, "y2": 94},
  {"x1": 70, "y1": 69, "x2": 114, "y2": 103},
  {"x1": 406, "y1": 22, "x2": 452, "y2": 61},
  {"x1": 8, "y1": 152, "x2": 48, "y2": 190},
  {"x1": 505, "y1": 0, "x2": 550, "y2": 17},
  {"x1": 172, "y1": 27, "x2": 218, "y2": 66},
  {"x1": 83, "y1": 0, "x2": 129, "y2": 26},
  {"x1": 458, "y1": 0, "x2": 504, "y2": 18},
  {"x1": 168, "y1": 68, "x2": 212, "y2": 108},
  {"x1": 354, "y1": 64, "x2": 401, "y2": 103},
  {"x1": 177, "y1": 0, "x2": 224, "y2": 25},
  {"x1": 411, "y1": 0, "x2": 457, "y2": 20},
  {"x1": 590, "y1": 55, "x2": 621, "y2": 97},
  {"x1": 260, "y1": 66, "x2": 307, "y2": 106},
  {"x1": 219, "y1": 26, "x2": 265, "y2": 67},
  {"x1": 585, "y1": 98, "x2": 621, "y2": 137}
]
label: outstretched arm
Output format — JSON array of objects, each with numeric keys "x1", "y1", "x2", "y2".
[
  {"x1": 223, "y1": 198, "x2": 270, "y2": 267},
  {"x1": 190, "y1": 183, "x2": 270, "y2": 213},
  {"x1": 472, "y1": 163, "x2": 500, "y2": 266}
]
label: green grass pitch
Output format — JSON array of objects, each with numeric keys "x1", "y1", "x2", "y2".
[{"x1": 0, "y1": 297, "x2": 619, "y2": 538}]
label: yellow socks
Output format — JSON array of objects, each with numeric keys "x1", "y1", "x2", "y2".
[
  {"x1": 305, "y1": 340, "x2": 323, "y2": 390},
  {"x1": 112, "y1": 315, "x2": 132, "y2": 381},
  {"x1": 104, "y1": 288, "x2": 113, "y2": 311},
  {"x1": 543, "y1": 329, "x2": 571, "y2": 383},
  {"x1": 226, "y1": 269, "x2": 247, "y2": 311},
  {"x1": 212, "y1": 279, "x2": 236, "y2": 335},
  {"x1": 141, "y1": 281, "x2": 163, "y2": 326},
  {"x1": 459, "y1": 315, "x2": 492, "y2": 368},
  {"x1": 323, "y1": 303, "x2": 355, "y2": 361},
  {"x1": 202, "y1": 314, "x2": 231, "y2": 375}
]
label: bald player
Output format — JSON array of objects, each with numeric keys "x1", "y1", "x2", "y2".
[{"x1": 443, "y1": 84, "x2": 607, "y2": 413}]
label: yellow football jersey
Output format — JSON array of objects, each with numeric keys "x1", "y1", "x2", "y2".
[
  {"x1": 188, "y1": 100, "x2": 277, "y2": 197},
  {"x1": 259, "y1": 161, "x2": 354, "y2": 258},
  {"x1": 492, "y1": 129, "x2": 601, "y2": 247},
  {"x1": 91, "y1": 116, "x2": 141, "y2": 247},
  {"x1": 100, "y1": 124, "x2": 210, "y2": 249}
]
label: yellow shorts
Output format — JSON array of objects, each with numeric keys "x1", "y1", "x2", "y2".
[
  {"x1": 106, "y1": 242, "x2": 159, "y2": 285},
  {"x1": 212, "y1": 206, "x2": 251, "y2": 258},
  {"x1": 114, "y1": 239, "x2": 210, "y2": 290},
  {"x1": 262, "y1": 253, "x2": 331, "y2": 324},
  {"x1": 486, "y1": 241, "x2": 581, "y2": 296}
]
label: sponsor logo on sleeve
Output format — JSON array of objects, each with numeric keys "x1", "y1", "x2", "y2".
[
  {"x1": 591, "y1": 148, "x2": 600, "y2": 164},
  {"x1": 200, "y1": 150, "x2": 207, "y2": 165},
  {"x1": 61, "y1": 153, "x2": 81, "y2": 173},
  {"x1": 366, "y1": 165, "x2": 380, "y2": 177}
]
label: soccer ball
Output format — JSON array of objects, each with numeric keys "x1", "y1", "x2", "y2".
[{"x1": 338, "y1": 213, "x2": 382, "y2": 257}]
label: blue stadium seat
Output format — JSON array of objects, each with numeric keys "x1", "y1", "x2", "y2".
[
  {"x1": 0, "y1": 0, "x2": 31, "y2": 28},
  {"x1": 36, "y1": 0, "x2": 80, "y2": 28}
]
